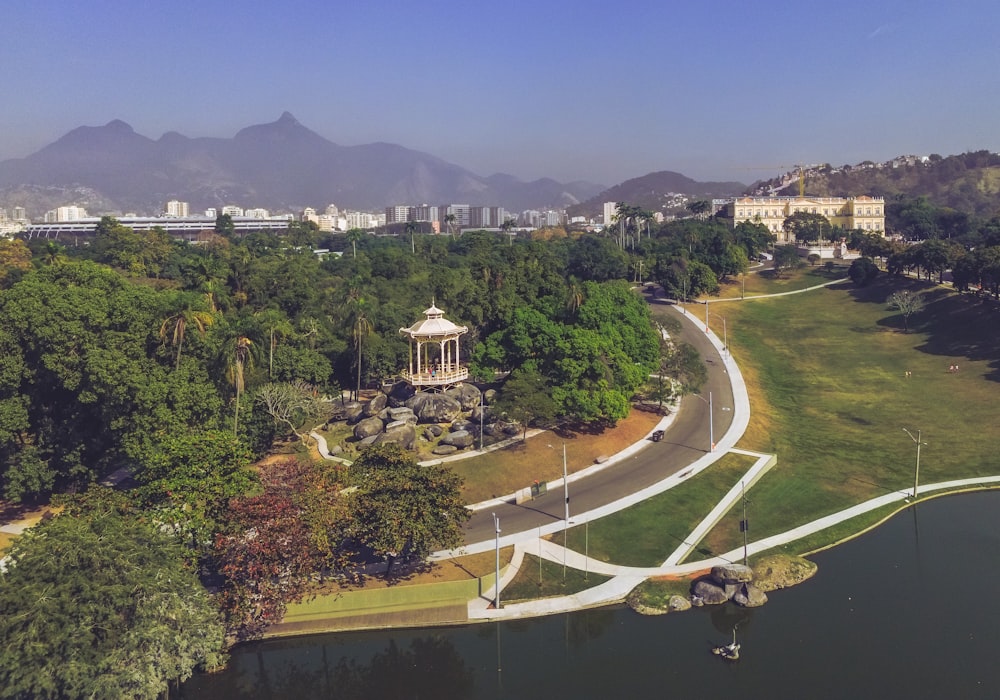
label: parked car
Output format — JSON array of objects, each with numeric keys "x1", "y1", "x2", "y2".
[{"x1": 650, "y1": 430, "x2": 665, "y2": 442}]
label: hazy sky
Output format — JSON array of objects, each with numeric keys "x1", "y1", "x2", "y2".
[{"x1": 3, "y1": 0, "x2": 998, "y2": 187}]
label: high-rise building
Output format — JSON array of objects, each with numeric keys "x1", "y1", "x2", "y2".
[
  {"x1": 385, "y1": 205, "x2": 412, "y2": 224},
  {"x1": 12, "y1": 206, "x2": 27, "y2": 222},
  {"x1": 412, "y1": 205, "x2": 439, "y2": 223},
  {"x1": 165, "y1": 200, "x2": 189, "y2": 217},
  {"x1": 603, "y1": 202, "x2": 618, "y2": 226},
  {"x1": 45, "y1": 206, "x2": 88, "y2": 222},
  {"x1": 221, "y1": 205, "x2": 244, "y2": 217},
  {"x1": 440, "y1": 204, "x2": 470, "y2": 229},
  {"x1": 325, "y1": 204, "x2": 340, "y2": 217}
]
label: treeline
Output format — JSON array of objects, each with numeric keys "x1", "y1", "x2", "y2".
[
  {"x1": 768, "y1": 151, "x2": 1000, "y2": 218},
  {"x1": 0, "y1": 215, "x2": 751, "y2": 696}
]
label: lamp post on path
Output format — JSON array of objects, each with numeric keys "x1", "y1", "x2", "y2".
[
  {"x1": 492, "y1": 512, "x2": 501, "y2": 609},
  {"x1": 694, "y1": 391, "x2": 714, "y2": 452},
  {"x1": 902, "y1": 428, "x2": 926, "y2": 499}
]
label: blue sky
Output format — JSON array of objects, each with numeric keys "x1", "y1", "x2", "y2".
[{"x1": 3, "y1": 0, "x2": 998, "y2": 187}]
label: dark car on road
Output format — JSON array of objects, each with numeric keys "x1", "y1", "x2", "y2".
[{"x1": 650, "y1": 430, "x2": 665, "y2": 442}]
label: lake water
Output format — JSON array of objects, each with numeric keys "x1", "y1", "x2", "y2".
[{"x1": 182, "y1": 491, "x2": 1000, "y2": 699}]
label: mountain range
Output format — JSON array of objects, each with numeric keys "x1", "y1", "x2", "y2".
[{"x1": 0, "y1": 113, "x2": 613, "y2": 217}]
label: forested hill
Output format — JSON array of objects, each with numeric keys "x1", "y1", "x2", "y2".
[
  {"x1": 567, "y1": 171, "x2": 747, "y2": 219},
  {"x1": 752, "y1": 151, "x2": 1000, "y2": 218}
]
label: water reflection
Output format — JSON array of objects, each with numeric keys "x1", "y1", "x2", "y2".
[
  {"x1": 184, "y1": 492, "x2": 1000, "y2": 700},
  {"x1": 187, "y1": 635, "x2": 474, "y2": 699}
]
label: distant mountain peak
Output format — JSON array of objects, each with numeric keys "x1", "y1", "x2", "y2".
[
  {"x1": 277, "y1": 111, "x2": 299, "y2": 125},
  {"x1": 104, "y1": 119, "x2": 135, "y2": 133}
]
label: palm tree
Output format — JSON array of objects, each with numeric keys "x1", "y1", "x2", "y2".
[
  {"x1": 443, "y1": 213, "x2": 456, "y2": 236},
  {"x1": 42, "y1": 241, "x2": 67, "y2": 266},
  {"x1": 345, "y1": 228, "x2": 364, "y2": 258},
  {"x1": 565, "y1": 278, "x2": 585, "y2": 317},
  {"x1": 352, "y1": 313, "x2": 373, "y2": 401},
  {"x1": 405, "y1": 221, "x2": 418, "y2": 254},
  {"x1": 227, "y1": 335, "x2": 255, "y2": 436},
  {"x1": 500, "y1": 218, "x2": 516, "y2": 246},
  {"x1": 160, "y1": 305, "x2": 214, "y2": 370},
  {"x1": 254, "y1": 309, "x2": 294, "y2": 379}
]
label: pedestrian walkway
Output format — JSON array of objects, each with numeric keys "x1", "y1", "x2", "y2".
[{"x1": 461, "y1": 300, "x2": 1000, "y2": 622}]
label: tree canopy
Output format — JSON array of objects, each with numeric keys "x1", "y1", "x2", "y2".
[{"x1": 0, "y1": 506, "x2": 225, "y2": 699}]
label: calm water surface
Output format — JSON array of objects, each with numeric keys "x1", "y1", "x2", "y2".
[{"x1": 183, "y1": 491, "x2": 1000, "y2": 699}]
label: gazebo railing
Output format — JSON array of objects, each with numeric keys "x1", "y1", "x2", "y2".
[{"x1": 401, "y1": 366, "x2": 469, "y2": 386}]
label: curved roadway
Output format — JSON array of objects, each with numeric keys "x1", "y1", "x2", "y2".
[{"x1": 460, "y1": 300, "x2": 735, "y2": 546}]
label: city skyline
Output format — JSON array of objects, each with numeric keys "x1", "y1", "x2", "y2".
[{"x1": 3, "y1": 1, "x2": 998, "y2": 187}]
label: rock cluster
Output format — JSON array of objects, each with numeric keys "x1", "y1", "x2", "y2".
[
  {"x1": 331, "y1": 383, "x2": 517, "y2": 456},
  {"x1": 691, "y1": 564, "x2": 768, "y2": 608}
]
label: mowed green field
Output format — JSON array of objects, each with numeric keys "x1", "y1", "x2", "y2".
[{"x1": 700, "y1": 274, "x2": 1000, "y2": 554}]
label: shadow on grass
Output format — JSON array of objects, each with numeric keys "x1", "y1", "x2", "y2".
[{"x1": 846, "y1": 277, "x2": 1000, "y2": 382}]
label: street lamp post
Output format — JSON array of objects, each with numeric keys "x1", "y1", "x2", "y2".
[
  {"x1": 562, "y1": 443, "x2": 570, "y2": 580},
  {"x1": 902, "y1": 428, "x2": 926, "y2": 499},
  {"x1": 492, "y1": 512, "x2": 501, "y2": 609},
  {"x1": 562, "y1": 443, "x2": 569, "y2": 525},
  {"x1": 708, "y1": 310, "x2": 728, "y2": 357},
  {"x1": 694, "y1": 391, "x2": 715, "y2": 452},
  {"x1": 704, "y1": 300, "x2": 709, "y2": 332}
]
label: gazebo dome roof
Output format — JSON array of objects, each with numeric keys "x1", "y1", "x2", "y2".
[{"x1": 399, "y1": 303, "x2": 468, "y2": 338}]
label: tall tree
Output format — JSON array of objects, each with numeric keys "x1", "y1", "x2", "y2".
[
  {"x1": 160, "y1": 296, "x2": 215, "y2": 370},
  {"x1": 0, "y1": 506, "x2": 226, "y2": 699},
  {"x1": 226, "y1": 335, "x2": 256, "y2": 436},
  {"x1": 349, "y1": 444, "x2": 469, "y2": 576},
  {"x1": 887, "y1": 289, "x2": 924, "y2": 333}
]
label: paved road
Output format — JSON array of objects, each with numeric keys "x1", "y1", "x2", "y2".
[{"x1": 460, "y1": 300, "x2": 735, "y2": 545}]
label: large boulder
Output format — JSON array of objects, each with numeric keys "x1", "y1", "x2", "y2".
[
  {"x1": 470, "y1": 405, "x2": 493, "y2": 423},
  {"x1": 406, "y1": 393, "x2": 463, "y2": 424},
  {"x1": 451, "y1": 419, "x2": 473, "y2": 433},
  {"x1": 432, "y1": 444, "x2": 459, "y2": 456},
  {"x1": 362, "y1": 393, "x2": 387, "y2": 417},
  {"x1": 441, "y1": 430, "x2": 475, "y2": 449},
  {"x1": 732, "y1": 583, "x2": 768, "y2": 608},
  {"x1": 423, "y1": 425, "x2": 444, "y2": 440},
  {"x1": 711, "y1": 564, "x2": 755, "y2": 586},
  {"x1": 374, "y1": 423, "x2": 417, "y2": 451},
  {"x1": 691, "y1": 578, "x2": 729, "y2": 605},
  {"x1": 353, "y1": 416, "x2": 384, "y2": 440},
  {"x1": 330, "y1": 400, "x2": 364, "y2": 424},
  {"x1": 388, "y1": 407, "x2": 417, "y2": 424},
  {"x1": 445, "y1": 384, "x2": 482, "y2": 411},
  {"x1": 386, "y1": 381, "x2": 416, "y2": 408},
  {"x1": 668, "y1": 595, "x2": 692, "y2": 612}
]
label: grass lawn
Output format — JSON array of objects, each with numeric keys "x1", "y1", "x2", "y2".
[
  {"x1": 502, "y1": 553, "x2": 610, "y2": 602},
  {"x1": 561, "y1": 452, "x2": 759, "y2": 567},
  {"x1": 699, "y1": 274, "x2": 1000, "y2": 555},
  {"x1": 713, "y1": 262, "x2": 849, "y2": 301},
  {"x1": 446, "y1": 409, "x2": 661, "y2": 504}
]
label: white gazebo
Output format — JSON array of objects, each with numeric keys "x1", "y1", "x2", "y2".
[{"x1": 398, "y1": 303, "x2": 469, "y2": 390}]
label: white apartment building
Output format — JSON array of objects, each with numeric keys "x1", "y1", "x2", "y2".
[
  {"x1": 345, "y1": 211, "x2": 377, "y2": 229},
  {"x1": 603, "y1": 201, "x2": 618, "y2": 225},
  {"x1": 244, "y1": 208, "x2": 271, "y2": 219},
  {"x1": 221, "y1": 205, "x2": 244, "y2": 217},
  {"x1": 165, "y1": 200, "x2": 189, "y2": 217},
  {"x1": 44, "y1": 205, "x2": 88, "y2": 222}
]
